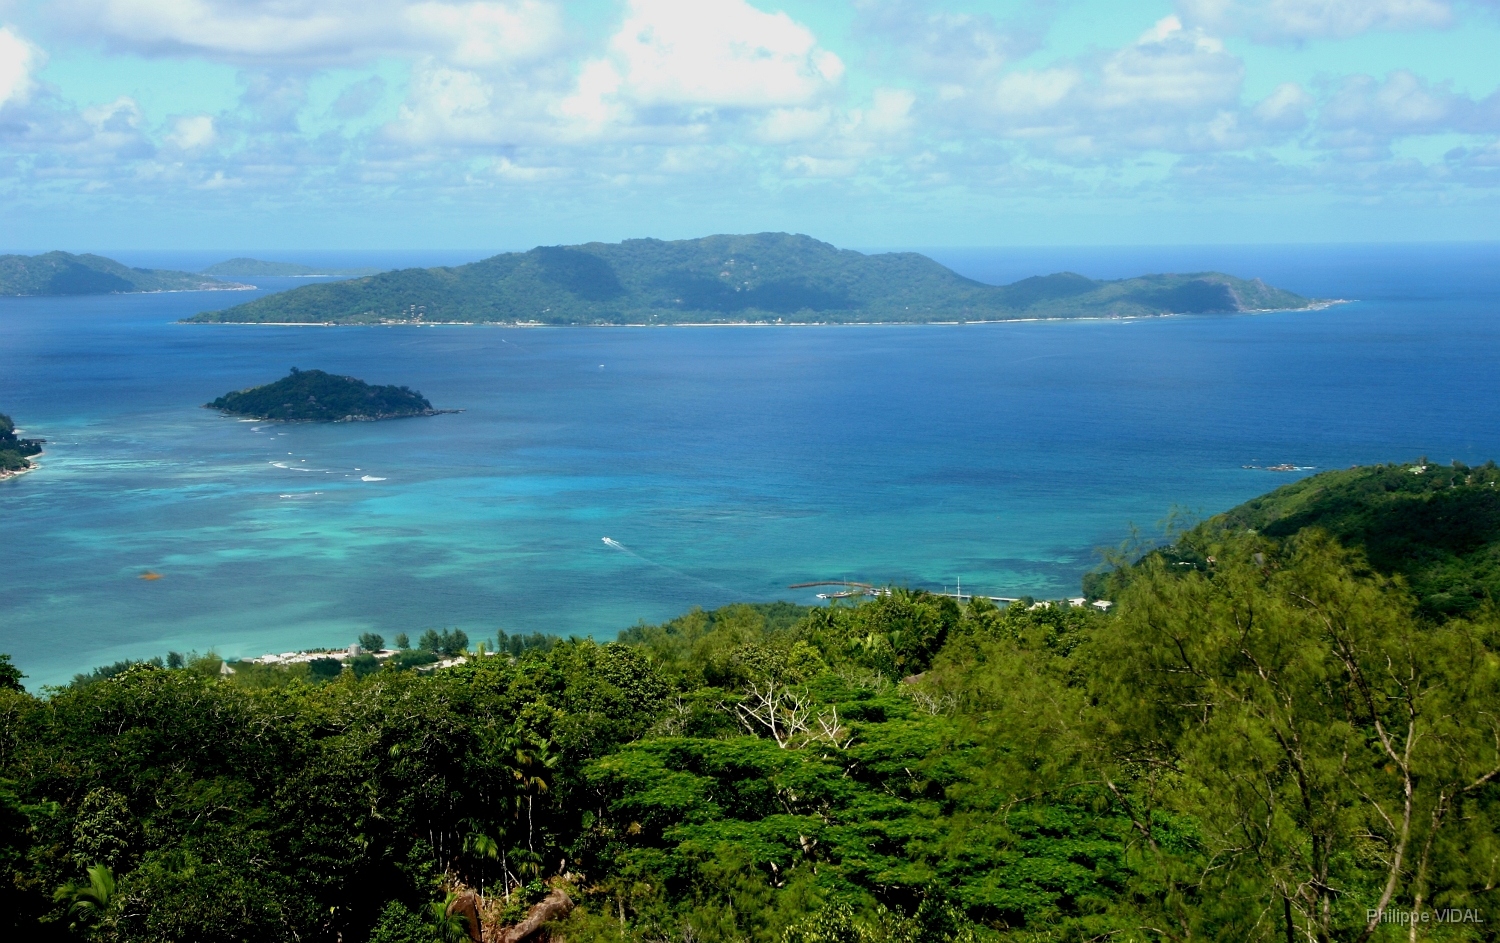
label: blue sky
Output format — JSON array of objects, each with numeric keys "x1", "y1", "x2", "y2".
[{"x1": 1, "y1": 0, "x2": 1498, "y2": 249}]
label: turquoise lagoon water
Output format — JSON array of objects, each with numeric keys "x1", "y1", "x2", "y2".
[{"x1": 3, "y1": 244, "x2": 1500, "y2": 688}]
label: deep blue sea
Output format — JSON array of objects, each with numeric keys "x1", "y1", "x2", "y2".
[{"x1": 3, "y1": 243, "x2": 1499, "y2": 688}]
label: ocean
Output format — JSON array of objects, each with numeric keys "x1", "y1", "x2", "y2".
[{"x1": 2, "y1": 243, "x2": 1498, "y2": 688}]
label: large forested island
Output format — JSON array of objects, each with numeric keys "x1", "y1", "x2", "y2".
[
  {"x1": 1, "y1": 460, "x2": 1495, "y2": 943},
  {"x1": 184, "y1": 233, "x2": 1321, "y2": 325},
  {"x1": 0, "y1": 252, "x2": 247, "y2": 295},
  {"x1": 0, "y1": 412, "x2": 44, "y2": 477},
  {"x1": 206, "y1": 368, "x2": 450, "y2": 421}
]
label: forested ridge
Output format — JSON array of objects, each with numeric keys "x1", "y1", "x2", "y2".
[
  {"x1": 2, "y1": 466, "x2": 1497, "y2": 943},
  {"x1": 1090, "y1": 458, "x2": 1500, "y2": 617},
  {"x1": 185, "y1": 233, "x2": 1318, "y2": 325},
  {"x1": 0, "y1": 252, "x2": 243, "y2": 296}
]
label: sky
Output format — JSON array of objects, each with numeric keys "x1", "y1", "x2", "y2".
[{"x1": 0, "y1": 0, "x2": 1498, "y2": 249}]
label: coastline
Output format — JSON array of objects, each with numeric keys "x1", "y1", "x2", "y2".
[
  {"x1": 181, "y1": 299, "x2": 1353, "y2": 329},
  {"x1": 0, "y1": 450, "x2": 41, "y2": 482},
  {"x1": 2, "y1": 285, "x2": 254, "y2": 299},
  {"x1": 207, "y1": 408, "x2": 463, "y2": 423}
]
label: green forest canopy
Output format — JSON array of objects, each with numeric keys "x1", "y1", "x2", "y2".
[
  {"x1": 1088, "y1": 458, "x2": 1500, "y2": 617},
  {"x1": 1, "y1": 463, "x2": 1496, "y2": 943},
  {"x1": 205, "y1": 368, "x2": 443, "y2": 422},
  {"x1": 185, "y1": 233, "x2": 1320, "y2": 326},
  {"x1": 0, "y1": 252, "x2": 244, "y2": 296}
]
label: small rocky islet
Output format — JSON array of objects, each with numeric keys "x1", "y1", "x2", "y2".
[{"x1": 205, "y1": 368, "x2": 456, "y2": 422}]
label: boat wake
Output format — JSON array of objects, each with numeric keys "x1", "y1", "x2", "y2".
[{"x1": 601, "y1": 537, "x2": 741, "y2": 598}]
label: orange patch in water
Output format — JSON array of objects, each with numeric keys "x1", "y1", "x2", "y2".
[{"x1": 139, "y1": 571, "x2": 163, "y2": 581}]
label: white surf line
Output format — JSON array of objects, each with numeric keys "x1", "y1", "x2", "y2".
[{"x1": 601, "y1": 537, "x2": 744, "y2": 598}]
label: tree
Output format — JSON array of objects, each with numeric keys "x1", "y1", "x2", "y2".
[
  {"x1": 72, "y1": 787, "x2": 136, "y2": 870},
  {"x1": 350, "y1": 653, "x2": 381, "y2": 679},
  {"x1": 428, "y1": 891, "x2": 472, "y2": 943},
  {"x1": 54, "y1": 863, "x2": 115, "y2": 928},
  {"x1": 503, "y1": 730, "x2": 559, "y2": 855},
  {"x1": 0, "y1": 654, "x2": 23, "y2": 692},
  {"x1": 419, "y1": 629, "x2": 469, "y2": 656},
  {"x1": 1089, "y1": 531, "x2": 1500, "y2": 941},
  {"x1": 395, "y1": 633, "x2": 411, "y2": 649},
  {"x1": 359, "y1": 632, "x2": 386, "y2": 652},
  {"x1": 308, "y1": 657, "x2": 343, "y2": 681}
]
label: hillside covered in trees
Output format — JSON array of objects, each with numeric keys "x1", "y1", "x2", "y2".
[
  {"x1": 1, "y1": 464, "x2": 1496, "y2": 943},
  {"x1": 185, "y1": 233, "x2": 1319, "y2": 325},
  {"x1": 206, "y1": 368, "x2": 450, "y2": 422},
  {"x1": 1088, "y1": 458, "x2": 1500, "y2": 618},
  {"x1": 0, "y1": 252, "x2": 245, "y2": 296}
]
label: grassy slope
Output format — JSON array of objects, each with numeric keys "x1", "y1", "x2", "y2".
[
  {"x1": 187, "y1": 233, "x2": 1318, "y2": 325},
  {"x1": 0, "y1": 252, "x2": 241, "y2": 295}
]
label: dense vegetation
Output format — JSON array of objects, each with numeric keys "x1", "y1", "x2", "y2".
[
  {"x1": 1090, "y1": 459, "x2": 1500, "y2": 619},
  {"x1": 186, "y1": 233, "x2": 1318, "y2": 325},
  {"x1": 0, "y1": 412, "x2": 44, "y2": 474},
  {"x1": 3, "y1": 461, "x2": 1498, "y2": 942},
  {"x1": 200, "y1": 258, "x2": 383, "y2": 278},
  {"x1": 0, "y1": 252, "x2": 244, "y2": 295},
  {"x1": 205, "y1": 368, "x2": 447, "y2": 421}
]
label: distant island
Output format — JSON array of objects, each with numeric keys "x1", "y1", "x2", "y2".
[
  {"x1": 205, "y1": 368, "x2": 454, "y2": 422},
  {"x1": 185, "y1": 232, "x2": 1325, "y2": 325},
  {"x1": 200, "y1": 258, "x2": 385, "y2": 278},
  {"x1": 0, "y1": 413, "x2": 44, "y2": 479},
  {"x1": 0, "y1": 251, "x2": 248, "y2": 296}
]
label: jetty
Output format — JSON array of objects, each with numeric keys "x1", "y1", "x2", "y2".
[
  {"x1": 788, "y1": 580, "x2": 1022, "y2": 603},
  {"x1": 788, "y1": 579, "x2": 1112, "y2": 610}
]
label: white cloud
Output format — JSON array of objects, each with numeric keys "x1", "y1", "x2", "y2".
[
  {"x1": 8, "y1": 0, "x2": 1500, "y2": 221},
  {"x1": 50, "y1": 0, "x2": 565, "y2": 67},
  {"x1": 394, "y1": 0, "x2": 846, "y2": 147},
  {"x1": 851, "y1": 0, "x2": 1037, "y2": 86},
  {"x1": 391, "y1": 60, "x2": 500, "y2": 143},
  {"x1": 560, "y1": 0, "x2": 843, "y2": 130},
  {"x1": 0, "y1": 25, "x2": 43, "y2": 109},
  {"x1": 851, "y1": 88, "x2": 915, "y2": 137},
  {"x1": 1316, "y1": 70, "x2": 1477, "y2": 154},
  {"x1": 758, "y1": 107, "x2": 833, "y2": 144},
  {"x1": 783, "y1": 154, "x2": 858, "y2": 177},
  {"x1": 1095, "y1": 16, "x2": 1240, "y2": 111},
  {"x1": 77, "y1": 96, "x2": 152, "y2": 157},
  {"x1": 1177, "y1": 0, "x2": 1452, "y2": 42},
  {"x1": 989, "y1": 69, "x2": 1080, "y2": 116},
  {"x1": 404, "y1": 1, "x2": 563, "y2": 67},
  {"x1": 1253, "y1": 82, "x2": 1313, "y2": 130},
  {"x1": 165, "y1": 113, "x2": 216, "y2": 150},
  {"x1": 490, "y1": 156, "x2": 569, "y2": 180},
  {"x1": 956, "y1": 15, "x2": 1246, "y2": 155}
]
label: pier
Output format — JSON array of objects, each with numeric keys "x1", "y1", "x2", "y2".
[{"x1": 788, "y1": 580, "x2": 1022, "y2": 603}]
